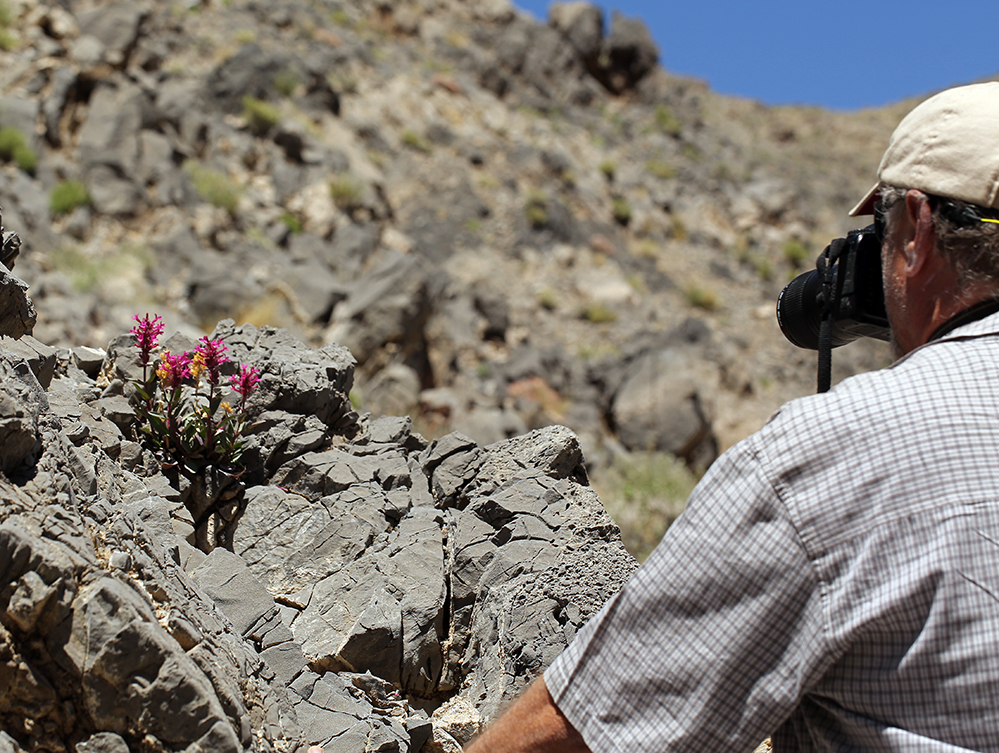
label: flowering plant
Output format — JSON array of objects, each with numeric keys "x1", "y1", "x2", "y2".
[{"x1": 129, "y1": 314, "x2": 261, "y2": 471}]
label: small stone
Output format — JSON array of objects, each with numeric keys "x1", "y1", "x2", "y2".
[{"x1": 109, "y1": 551, "x2": 132, "y2": 571}]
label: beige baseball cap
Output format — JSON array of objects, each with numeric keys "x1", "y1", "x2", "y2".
[{"x1": 850, "y1": 81, "x2": 999, "y2": 216}]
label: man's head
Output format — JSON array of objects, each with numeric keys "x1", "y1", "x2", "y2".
[
  {"x1": 851, "y1": 83, "x2": 999, "y2": 356},
  {"x1": 852, "y1": 82, "x2": 999, "y2": 217}
]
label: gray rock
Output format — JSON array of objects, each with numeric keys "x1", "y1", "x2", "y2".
[
  {"x1": 269, "y1": 448, "x2": 379, "y2": 500},
  {"x1": 0, "y1": 96, "x2": 40, "y2": 155},
  {"x1": 77, "y1": 83, "x2": 146, "y2": 215},
  {"x1": 0, "y1": 350, "x2": 46, "y2": 474},
  {"x1": 72, "y1": 346, "x2": 106, "y2": 378},
  {"x1": 336, "y1": 587, "x2": 403, "y2": 683},
  {"x1": 595, "y1": 11, "x2": 659, "y2": 94},
  {"x1": 59, "y1": 576, "x2": 241, "y2": 751},
  {"x1": 0, "y1": 733, "x2": 24, "y2": 753},
  {"x1": 326, "y1": 222, "x2": 380, "y2": 279},
  {"x1": 400, "y1": 181, "x2": 489, "y2": 263},
  {"x1": 210, "y1": 320, "x2": 357, "y2": 432},
  {"x1": 273, "y1": 255, "x2": 348, "y2": 325},
  {"x1": 289, "y1": 672, "x2": 373, "y2": 751},
  {"x1": 185, "y1": 253, "x2": 265, "y2": 327},
  {"x1": 75, "y1": 732, "x2": 130, "y2": 753},
  {"x1": 362, "y1": 363, "x2": 421, "y2": 420},
  {"x1": 610, "y1": 345, "x2": 719, "y2": 468},
  {"x1": 78, "y1": 2, "x2": 147, "y2": 68},
  {"x1": 0, "y1": 265, "x2": 35, "y2": 340},
  {"x1": 234, "y1": 484, "x2": 380, "y2": 596},
  {"x1": 205, "y1": 43, "x2": 296, "y2": 114},
  {"x1": 550, "y1": 2, "x2": 604, "y2": 60},
  {"x1": 190, "y1": 548, "x2": 276, "y2": 636},
  {"x1": 421, "y1": 433, "x2": 482, "y2": 509},
  {"x1": 42, "y1": 67, "x2": 78, "y2": 147},
  {"x1": 0, "y1": 336, "x2": 55, "y2": 388},
  {"x1": 325, "y1": 253, "x2": 438, "y2": 365}
]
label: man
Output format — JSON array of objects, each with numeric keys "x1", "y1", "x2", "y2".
[{"x1": 467, "y1": 82, "x2": 999, "y2": 752}]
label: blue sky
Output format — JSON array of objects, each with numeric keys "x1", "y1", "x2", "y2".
[{"x1": 512, "y1": 1, "x2": 999, "y2": 111}]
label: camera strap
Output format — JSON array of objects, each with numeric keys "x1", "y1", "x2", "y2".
[{"x1": 815, "y1": 238, "x2": 848, "y2": 393}]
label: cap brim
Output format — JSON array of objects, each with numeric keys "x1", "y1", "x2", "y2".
[{"x1": 849, "y1": 183, "x2": 881, "y2": 216}]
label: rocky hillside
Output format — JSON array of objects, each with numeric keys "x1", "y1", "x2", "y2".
[{"x1": 0, "y1": 0, "x2": 916, "y2": 482}]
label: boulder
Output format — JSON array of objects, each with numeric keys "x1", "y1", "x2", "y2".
[
  {"x1": 77, "y1": 1, "x2": 147, "y2": 68},
  {"x1": 0, "y1": 347, "x2": 46, "y2": 474},
  {"x1": 205, "y1": 43, "x2": 297, "y2": 114},
  {"x1": 610, "y1": 344, "x2": 719, "y2": 469},
  {"x1": 325, "y1": 253, "x2": 438, "y2": 367},
  {"x1": 593, "y1": 11, "x2": 659, "y2": 94},
  {"x1": 549, "y1": 1, "x2": 603, "y2": 61},
  {"x1": 0, "y1": 265, "x2": 35, "y2": 339},
  {"x1": 77, "y1": 83, "x2": 146, "y2": 215}
]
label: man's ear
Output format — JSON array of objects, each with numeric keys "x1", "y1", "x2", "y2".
[{"x1": 901, "y1": 190, "x2": 937, "y2": 275}]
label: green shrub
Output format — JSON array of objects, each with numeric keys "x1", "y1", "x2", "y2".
[
  {"x1": 329, "y1": 9, "x2": 351, "y2": 27},
  {"x1": 525, "y1": 191, "x2": 548, "y2": 229},
  {"x1": 593, "y1": 452, "x2": 698, "y2": 561},
  {"x1": 598, "y1": 159, "x2": 616, "y2": 181},
  {"x1": 755, "y1": 258, "x2": 774, "y2": 281},
  {"x1": 580, "y1": 302, "x2": 617, "y2": 324},
  {"x1": 627, "y1": 273, "x2": 647, "y2": 293},
  {"x1": 0, "y1": 1, "x2": 16, "y2": 50},
  {"x1": 280, "y1": 212, "x2": 303, "y2": 234},
  {"x1": 654, "y1": 104, "x2": 682, "y2": 136},
  {"x1": 49, "y1": 180, "x2": 90, "y2": 217},
  {"x1": 329, "y1": 174, "x2": 363, "y2": 209},
  {"x1": 401, "y1": 130, "x2": 431, "y2": 154},
  {"x1": 273, "y1": 69, "x2": 300, "y2": 97},
  {"x1": 782, "y1": 239, "x2": 810, "y2": 269},
  {"x1": 670, "y1": 215, "x2": 688, "y2": 241},
  {"x1": 685, "y1": 285, "x2": 719, "y2": 311},
  {"x1": 611, "y1": 198, "x2": 632, "y2": 226},
  {"x1": 0, "y1": 1, "x2": 15, "y2": 27},
  {"x1": 0, "y1": 127, "x2": 36, "y2": 174},
  {"x1": 646, "y1": 160, "x2": 676, "y2": 180},
  {"x1": 184, "y1": 160, "x2": 241, "y2": 214},
  {"x1": 242, "y1": 95, "x2": 280, "y2": 135},
  {"x1": 740, "y1": 250, "x2": 774, "y2": 281},
  {"x1": 49, "y1": 242, "x2": 150, "y2": 294},
  {"x1": 682, "y1": 143, "x2": 704, "y2": 161},
  {"x1": 537, "y1": 287, "x2": 559, "y2": 311}
]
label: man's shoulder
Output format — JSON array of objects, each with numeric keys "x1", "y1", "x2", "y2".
[
  {"x1": 739, "y1": 328, "x2": 999, "y2": 536},
  {"x1": 767, "y1": 326, "x2": 999, "y2": 435}
]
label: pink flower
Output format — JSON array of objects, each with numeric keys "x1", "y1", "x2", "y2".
[
  {"x1": 156, "y1": 351, "x2": 192, "y2": 390},
  {"x1": 196, "y1": 336, "x2": 230, "y2": 386},
  {"x1": 131, "y1": 313, "x2": 164, "y2": 367},
  {"x1": 230, "y1": 365, "x2": 261, "y2": 398}
]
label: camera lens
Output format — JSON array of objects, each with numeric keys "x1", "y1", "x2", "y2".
[{"x1": 776, "y1": 270, "x2": 825, "y2": 350}]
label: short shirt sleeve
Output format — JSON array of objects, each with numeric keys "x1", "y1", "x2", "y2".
[{"x1": 545, "y1": 436, "x2": 827, "y2": 753}]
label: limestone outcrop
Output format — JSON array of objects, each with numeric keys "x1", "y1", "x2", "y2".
[{"x1": 0, "y1": 286, "x2": 637, "y2": 751}]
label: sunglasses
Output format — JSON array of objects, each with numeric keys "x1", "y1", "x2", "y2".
[
  {"x1": 875, "y1": 194, "x2": 999, "y2": 245},
  {"x1": 873, "y1": 199, "x2": 889, "y2": 245}
]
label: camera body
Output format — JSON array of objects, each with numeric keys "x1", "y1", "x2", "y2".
[{"x1": 777, "y1": 224, "x2": 891, "y2": 350}]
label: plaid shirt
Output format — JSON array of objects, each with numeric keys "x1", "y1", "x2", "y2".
[{"x1": 547, "y1": 312, "x2": 999, "y2": 752}]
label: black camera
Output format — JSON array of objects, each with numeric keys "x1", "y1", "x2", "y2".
[{"x1": 777, "y1": 224, "x2": 891, "y2": 350}]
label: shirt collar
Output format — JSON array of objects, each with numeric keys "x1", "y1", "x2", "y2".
[{"x1": 922, "y1": 303, "x2": 999, "y2": 347}]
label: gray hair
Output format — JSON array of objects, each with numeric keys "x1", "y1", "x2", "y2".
[{"x1": 879, "y1": 184, "x2": 999, "y2": 284}]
